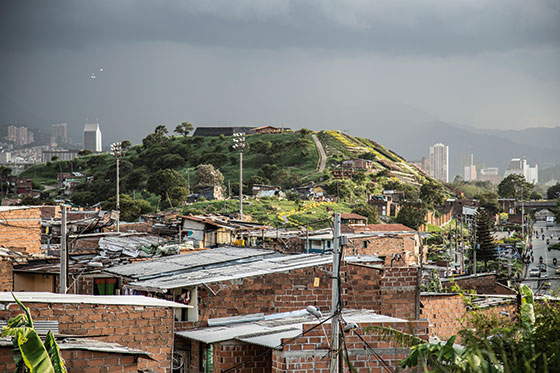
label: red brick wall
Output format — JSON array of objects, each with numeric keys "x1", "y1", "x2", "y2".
[
  {"x1": 0, "y1": 346, "x2": 139, "y2": 372},
  {"x1": 0, "y1": 207, "x2": 42, "y2": 254},
  {"x1": 180, "y1": 263, "x2": 418, "y2": 329},
  {"x1": 421, "y1": 294, "x2": 517, "y2": 341},
  {"x1": 0, "y1": 257, "x2": 13, "y2": 291},
  {"x1": 442, "y1": 274, "x2": 516, "y2": 295},
  {"x1": 183, "y1": 340, "x2": 272, "y2": 373},
  {"x1": 272, "y1": 319, "x2": 428, "y2": 373},
  {"x1": 343, "y1": 235, "x2": 418, "y2": 265},
  {"x1": 0, "y1": 302, "x2": 174, "y2": 373}
]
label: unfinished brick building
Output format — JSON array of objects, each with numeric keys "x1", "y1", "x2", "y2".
[
  {"x1": 0, "y1": 292, "x2": 189, "y2": 372},
  {"x1": 0, "y1": 206, "x2": 42, "y2": 254}
]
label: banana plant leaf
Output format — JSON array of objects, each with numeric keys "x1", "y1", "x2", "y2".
[{"x1": 2, "y1": 327, "x2": 55, "y2": 373}]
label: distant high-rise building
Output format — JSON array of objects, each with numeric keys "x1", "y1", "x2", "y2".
[
  {"x1": 461, "y1": 153, "x2": 477, "y2": 181},
  {"x1": 429, "y1": 143, "x2": 449, "y2": 183},
  {"x1": 7, "y1": 125, "x2": 33, "y2": 146},
  {"x1": 51, "y1": 123, "x2": 68, "y2": 146},
  {"x1": 504, "y1": 157, "x2": 538, "y2": 184},
  {"x1": 83, "y1": 123, "x2": 102, "y2": 152}
]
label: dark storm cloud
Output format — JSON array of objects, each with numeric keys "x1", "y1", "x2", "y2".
[{"x1": 2, "y1": 0, "x2": 559, "y2": 55}]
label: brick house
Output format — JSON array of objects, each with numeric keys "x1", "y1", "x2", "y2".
[
  {"x1": 0, "y1": 206, "x2": 42, "y2": 254},
  {"x1": 106, "y1": 250, "x2": 419, "y2": 326},
  {"x1": 0, "y1": 292, "x2": 189, "y2": 373},
  {"x1": 176, "y1": 309, "x2": 428, "y2": 373},
  {"x1": 0, "y1": 339, "x2": 151, "y2": 373}
]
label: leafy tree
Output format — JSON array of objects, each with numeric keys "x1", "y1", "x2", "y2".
[
  {"x1": 474, "y1": 208, "x2": 496, "y2": 271},
  {"x1": 154, "y1": 154, "x2": 186, "y2": 170},
  {"x1": 77, "y1": 149, "x2": 92, "y2": 156},
  {"x1": 497, "y1": 174, "x2": 534, "y2": 199},
  {"x1": 2, "y1": 294, "x2": 67, "y2": 372},
  {"x1": 396, "y1": 201, "x2": 427, "y2": 230},
  {"x1": 420, "y1": 182, "x2": 445, "y2": 209},
  {"x1": 477, "y1": 191, "x2": 500, "y2": 215},
  {"x1": 194, "y1": 164, "x2": 224, "y2": 190},
  {"x1": 547, "y1": 182, "x2": 560, "y2": 200},
  {"x1": 529, "y1": 191, "x2": 542, "y2": 200},
  {"x1": 0, "y1": 165, "x2": 12, "y2": 195},
  {"x1": 147, "y1": 169, "x2": 188, "y2": 205},
  {"x1": 298, "y1": 128, "x2": 312, "y2": 137},
  {"x1": 142, "y1": 125, "x2": 169, "y2": 148},
  {"x1": 101, "y1": 194, "x2": 154, "y2": 221},
  {"x1": 175, "y1": 121, "x2": 194, "y2": 137},
  {"x1": 352, "y1": 203, "x2": 379, "y2": 224},
  {"x1": 121, "y1": 140, "x2": 132, "y2": 150}
]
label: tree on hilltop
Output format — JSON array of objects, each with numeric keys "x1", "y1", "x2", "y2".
[{"x1": 175, "y1": 121, "x2": 194, "y2": 138}]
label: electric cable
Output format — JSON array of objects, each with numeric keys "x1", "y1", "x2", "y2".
[{"x1": 220, "y1": 311, "x2": 338, "y2": 373}]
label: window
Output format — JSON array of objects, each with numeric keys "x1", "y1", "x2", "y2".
[{"x1": 93, "y1": 278, "x2": 117, "y2": 295}]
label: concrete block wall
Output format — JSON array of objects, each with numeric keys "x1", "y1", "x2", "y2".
[
  {"x1": 0, "y1": 301, "x2": 175, "y2": 373},
  {"x1": 0, "y1": 346, "x2": 139, "y2": 372},
  {"x1": 0, "y1": 207, "x2": 42, "y2": 254}
]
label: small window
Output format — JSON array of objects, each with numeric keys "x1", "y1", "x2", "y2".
[
  {"x1": 93, "y1": 278, "x2": 117, "y2": 295},
  {"x1": 363, "y1": 241, "x2": 368, "y2": 249},
  {"x1": 327, "y1": 241, "x2": 331, "y2": 248}
]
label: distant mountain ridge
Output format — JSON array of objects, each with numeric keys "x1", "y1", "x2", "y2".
[{"x1": 357, "y1": 120, "x2": 559, "y2": 179}]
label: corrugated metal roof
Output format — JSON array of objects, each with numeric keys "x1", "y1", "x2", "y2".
[
  {"x1": 104, "y1": 247, "x2": 277, "y2": 280},
  {"x1": 0, "y1": 292, "x2": 190, "y2": 308},
  {"x1": 126, "y1": 254, "x2": 332, "y2": 291},
  {"x1": 176, "y1": 309, "x2": 405, "y2": 347}
]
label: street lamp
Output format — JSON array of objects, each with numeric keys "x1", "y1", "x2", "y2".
[
  {"x1": 232, "y1": 133, "x2": 246, "y2": 220},
  {"x1": 110, "y1": 142, "x2": 124, "y2": 232}
]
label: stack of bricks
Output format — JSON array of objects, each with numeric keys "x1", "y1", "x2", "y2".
[
  {"x1": 271, "y1": 319, "x2": 429, "y2": 372},
  {"x1": 0, "y1": 301, "x2": 175, "y2": 372},
  {"x1": 0, "y1": 207, "x2": 42, "y2": 254}
]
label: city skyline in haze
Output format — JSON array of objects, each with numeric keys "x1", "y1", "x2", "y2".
[{"x1": 0, "y1": 1, "x2": 559, "y2": 150}]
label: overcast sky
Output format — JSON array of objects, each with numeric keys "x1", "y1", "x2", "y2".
[{"x1": 1, "y1": 0, "x2": 559, "y2": 145}]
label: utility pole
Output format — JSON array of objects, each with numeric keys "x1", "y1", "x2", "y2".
[
  {"x1": 111, "y1": 142, "x2": 124, "y2": 232},
  {"x1": 473, "y1": 220, "x2": 477, "y2": 275},
  {"x1": 415, "y1": 238, "x2": 424, "y2": 320},
  {"x1": 330, "y1": 213, "x2": 341, "y2": 373},
  {"x1": 60, "y1": 205, "x2": 67, "y2": 294},
  {"x1": 233, "y1": 133, "x2": 246, "y2": 221}
]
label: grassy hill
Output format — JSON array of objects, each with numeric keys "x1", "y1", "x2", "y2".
[{"x1": 19, "y1": 128, "x2": 445, "y2": 227}]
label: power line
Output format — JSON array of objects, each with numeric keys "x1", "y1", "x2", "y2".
[{"x1": 220, "y1": 312, "x2": 338, "y2": 373}]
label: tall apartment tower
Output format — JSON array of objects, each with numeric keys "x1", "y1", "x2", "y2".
[
  {"x1": 429, "y1": 143, "x2": 449, "y2": 183},
  {"x1": 7, "y1": 125, "x2": 32, "y2": 146},
  {"x1": 83, "y1": 123, "x2": 102, "y2": 152},
  {"x1": 51, "y1": 123, "x2": 68, "y2": 145},
  {"x1": 462, "y1": 153, "x2": 477, "y2": 181}
]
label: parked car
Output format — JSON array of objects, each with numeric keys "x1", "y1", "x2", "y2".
[
  {"x1": 529, "y1": 268, "x2": 540, "y2": 277},
  {"x1": 555, "y1": 267, "x2": 560, "y2": 275}
]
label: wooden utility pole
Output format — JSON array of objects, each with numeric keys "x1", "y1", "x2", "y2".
[
  {"x1": 60, "y1": 205, "x2": 68, "y2": 294},
  {"x1": 330, "y1": 213, "x2": 341, "y2": 372}
]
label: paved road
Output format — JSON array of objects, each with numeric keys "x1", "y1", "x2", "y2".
[
  {"x1": 311, "y1": 134, "x2": 327, "y2": 172},
  {"x1": 524, "y1": 220, "x2": 560, "y2": 294}
]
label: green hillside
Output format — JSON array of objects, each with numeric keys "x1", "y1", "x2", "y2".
[{"x1": 19, "y1": 127, "x2": 446, "y2": 227}]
